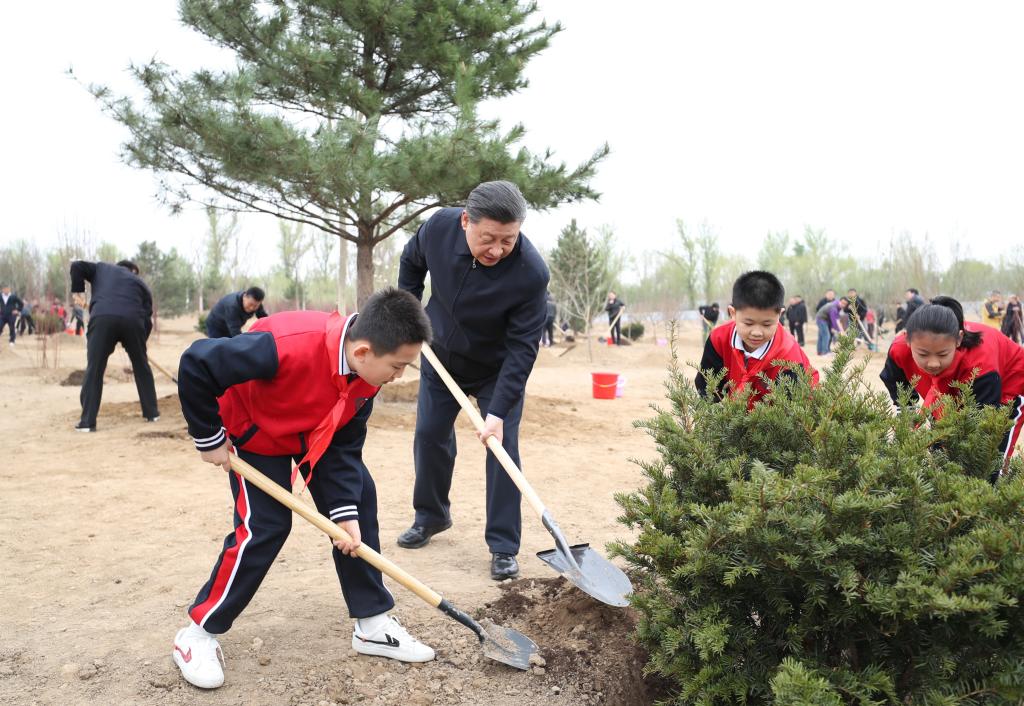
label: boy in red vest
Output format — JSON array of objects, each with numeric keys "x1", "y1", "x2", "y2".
[
  {"x1": 172, "y1": 288, "x2": 434, "y2": 689},
  {"x1": 696, "y1": 270, "x2": 819, "y2": 406}
]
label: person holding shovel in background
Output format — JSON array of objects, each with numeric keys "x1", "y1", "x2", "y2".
[
  {"x1": 172, "y1": 287, "x2": 435, "y2": 689},
  {"x1": 69, "y1": 260, "x2": 160, "y2": 431},
  {"x1": 396, "y1": 180, "x2": 548, "y2": 582},
  {"x1": 605, "y1": 290, "x2": 626, "y2": 344}
]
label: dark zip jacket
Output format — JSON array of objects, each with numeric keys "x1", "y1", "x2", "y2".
[
  {"x1": 207, "y1": 291, "x2": 268, "y2": 338},
  {"x1": 398, "y1": 207, "x2": 549, "y2": 418},
  {"x1": 70, "y1": 261, "x2": 153, "y2": 334}
]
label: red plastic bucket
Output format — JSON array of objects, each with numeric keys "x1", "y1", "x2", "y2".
[{"x1": 591, "y1": 372, "x2": 618, "y2": 399}]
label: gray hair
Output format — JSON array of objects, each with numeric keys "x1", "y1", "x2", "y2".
[{"x1": 465, "y1": 181, "x2": 527, "y2": 224}]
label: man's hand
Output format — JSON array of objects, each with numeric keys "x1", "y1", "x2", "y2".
[
  {"x1": 476, "y1": 414, "x2": 503, "y2": 447},
  {"x1": 72, "y1": 293, "x2": 86, "y2": 308},
  {"x1": 333, "y1": 519, "x2": 361, "y2": 556},
  {"x1": 200, "y1": 443, "x2": 233, "y2": 472}
]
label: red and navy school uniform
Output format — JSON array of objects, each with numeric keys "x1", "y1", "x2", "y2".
[
  {"x1": 696, "y1": 321, "x2": 820, "y2": 407},
  {"x1": 880, "y1": 322, "x2": 1024, "y2": 477},
  {"x1": 177, "y1": 310, "x2": 392, "y2": 633}
]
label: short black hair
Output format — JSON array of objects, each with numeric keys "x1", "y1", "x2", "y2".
[
  {"x1": 731, "y1": 270, "x2": 785, "y2": 310},
  {"x1": 244, "y1": 286, "x2": 265, "y2": 301},
  {"x1": 907, "y1": 287, "x2": 919, "y2": 295},
  {"x1": 906, "y1": 296, "x2": 982, "y2": 349},
  {"x1": 465, "y1": 181, "x2": 527, "y2": 224},
  {"x1": 349, "y1": 287, "x2": 432, "y2": 354},
  {"x1": 117, "y1": 260, "x2": 139, "y2": 275}
]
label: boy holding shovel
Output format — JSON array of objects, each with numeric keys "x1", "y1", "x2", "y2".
[{"x1": 173, "y1": 288, "x2": 434, "y2": 689}]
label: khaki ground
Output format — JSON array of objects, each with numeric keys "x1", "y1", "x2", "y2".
[{"x1": 0, "y1": 319, "x2": 887, "y2": 705}]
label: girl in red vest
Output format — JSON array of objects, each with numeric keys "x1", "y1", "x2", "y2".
[
  {"x1": 171, "y1": 288, "x2": 435, "y2": 690},
  {"x1": 880, "y1": 296, "x2": 1024, "y2": 483},
  {"x1": 697, "y1": 270, "x2": 819, "y2": 408}
]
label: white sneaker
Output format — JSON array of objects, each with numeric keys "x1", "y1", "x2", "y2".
[
  {"x1": 352, "y1": 616, "x2": 435, "y2": 663},
  {"x1": 173, "y1": 626, "x2": 225, "y2": 689}
]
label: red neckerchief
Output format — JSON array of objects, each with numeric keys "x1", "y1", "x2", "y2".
[{"x1": 292, "y1": 312, "x2": 351, "y2": 487}]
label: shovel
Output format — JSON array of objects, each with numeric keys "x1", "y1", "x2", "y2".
[
  {"x1": 419, "y1": 343, "x2": 632, "y2": 608},
  {"x1": 148, "y1": 356, "x2": 178, "y2": 384},
  {"x1": 227, "y1": 454, "x2": 539, "y2": 670}
]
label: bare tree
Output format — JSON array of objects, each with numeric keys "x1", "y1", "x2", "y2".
[{"x1": 278, "y1": 221, "x2": 311, "y2": 309}]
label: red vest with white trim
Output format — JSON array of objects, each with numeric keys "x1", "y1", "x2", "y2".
[
  {"x1": 217, "y1": 311, "x2": 379, "y2": 460},
  {"x1": 710, "y1": 321, "x2": 819, "y2": 408},
  {"x1": 887, "y1": 321, "x2": 1024, "y2": 408}
]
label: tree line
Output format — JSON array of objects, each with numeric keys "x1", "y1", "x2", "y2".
[{"x1": 548, "y1": 219, "x2": 1024, "y2": 335}]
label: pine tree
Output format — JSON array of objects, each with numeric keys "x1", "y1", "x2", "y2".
[
  {"x1": 613, "y1": 331, "x2": 1024, "y2": 704},
  {"x1": 548, "y1": 219, "x2": 611, "y2": 358},
  {"x1": 85, "y1": 0, "x2": 607, "y2": 306}
]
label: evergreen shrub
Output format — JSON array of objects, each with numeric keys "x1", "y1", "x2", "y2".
[
  {"x1": 613, "y1": 332, "x2": 1024, "y2": 704},
  {"x1": 624, "y1": 321, "x2": 646, "y2": 341}
]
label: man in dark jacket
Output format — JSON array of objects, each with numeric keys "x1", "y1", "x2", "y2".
[
  {"x1": 541, "y1": 291, "x2": 556, "y2": 347},
  {"x1": 206, "y1": 287, "x2": 268, "y2": 338},
  {"x1": 787, "y1": 295, "x2": 808, "y2": 346},
  {"x1": 70, "y1": 260, "x2": 159, "y2": 431},
  {"x1": 815, "y1": 289, "x2": 836, "y2": 313},
  {"x1": 698, "y1": 302, "x2": 720, "y2": 341},
  {"x1": 0, "y1": 285, "x2": 24, "y2": 346},
  {"x1": 904, "y1": 288, "x2": 925, "y2": 322},
  {"x1": 396, "y1": 181, "x2": 549, "y2": 581}
]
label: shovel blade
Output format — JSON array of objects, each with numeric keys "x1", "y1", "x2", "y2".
[
  {"x1": 537, "y1": 543, "x2": 632, "y2": 608},
  {"x1": 479, "y1": 624, "x2": 540, "y2": 671}
]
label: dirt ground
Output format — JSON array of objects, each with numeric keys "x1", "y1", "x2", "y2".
[{"x1": 0, "y1": 319, "x2": 887, "y2": 706}]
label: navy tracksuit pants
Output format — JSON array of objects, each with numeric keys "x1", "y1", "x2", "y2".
[
  {"x1": 412, "y1": 357, "x2": 525, "y2": 556},
  {"x1": 189, "y1": 448, "x2": 394, "y2": 634},
  {"x1": 0, "y1": 313, "x2": 16, "y2": 343}
]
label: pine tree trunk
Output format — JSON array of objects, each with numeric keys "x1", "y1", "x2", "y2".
[
  {"x1": 355, "y1": 230, "x2": 374, "y2": 309},
  {"x1": 337, "y1": 237, "x2": 348, "y2": 313}
]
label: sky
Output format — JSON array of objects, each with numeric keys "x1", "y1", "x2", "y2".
[{"x1": 3, "y1": 1, "x2": 1024, "y2": 275}]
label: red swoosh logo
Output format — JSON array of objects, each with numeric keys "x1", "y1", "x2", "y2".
[{"x1": 174, "y1": 645, "x2": 192, "y2": 663}]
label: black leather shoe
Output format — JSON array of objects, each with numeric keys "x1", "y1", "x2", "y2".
[
  {"x1": 490, "y1": 553, "x2": 519, "y2": 581},
  {"x1": 396, "y1": 521, "x2": 452, "y2": 549}
]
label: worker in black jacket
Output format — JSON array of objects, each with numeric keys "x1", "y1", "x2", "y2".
[
  {"x1": 787, "y1": 295, "x2": 808, "y2": 346},
  {"x1": 205, "y1": 287, "x2": 268, "y2": 338},
  {"x1": 396, "y1": 181, "x2": 549, "y2": 581},
  {"x1": 0, "y1": 285, "x2": 24, "y2": 346},
  {"x1": 70, "y1": 260, "x2": 159, "y2": 431}
]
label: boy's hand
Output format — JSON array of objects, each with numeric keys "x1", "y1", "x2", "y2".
[
  {"x1": 200, "y1": 443, "x2": 233, "y2": 472},
  {"x1": 333, "y1": 520, "x2": 361, "y2": 556},
  {"x1": 476, "y1": 414, "x2": 503, "y2": 446}
]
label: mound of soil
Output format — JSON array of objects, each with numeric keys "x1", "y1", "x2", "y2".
[
  {"x1": 60, "y1": 367, "x2": 136, "y2": 386},
  {"x1": 192, "y1": 577, "x2": 670, "y2": 706},
  {"x1": 481, "y1": 577, "x2": 669, "y2": 705}
]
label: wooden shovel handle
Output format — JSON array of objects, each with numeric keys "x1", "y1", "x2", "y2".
[
  {"x1": 419, "y1": 343, "x2": 547, "y2": 517},
  {"x1": 606, "y1": 307, "x2": 624, "y2": 338},
  {"x1": 147, "y1": 356, "x2": 178, "y2": 383},
  {"x1": 227, "y1": 454, "x2": 443, "y2": 608}
]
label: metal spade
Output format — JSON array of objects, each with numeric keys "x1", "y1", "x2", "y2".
[
  {"x1": 229, "y1": 454, "x2": 539, "y2": 670},
  {"x1": 420, "y1": 343, "x2": 633, "y2": 608}
]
